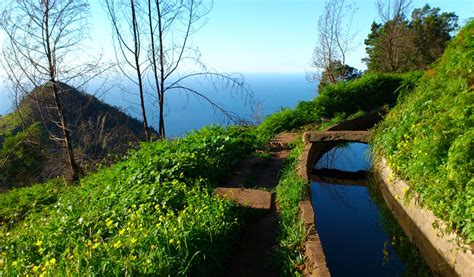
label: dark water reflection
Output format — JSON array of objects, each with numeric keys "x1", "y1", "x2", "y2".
[{"x1": 311, "y1": 143, "x2": 406, "y2": 276}]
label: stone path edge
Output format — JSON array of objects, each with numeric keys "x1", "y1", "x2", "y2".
[{"x1": 297, "y1": 136, "x2": 330, "y2": 277}]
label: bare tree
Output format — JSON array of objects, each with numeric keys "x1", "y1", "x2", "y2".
[
  {"x1": 375, "y1": 0, "x2": 413, "y2": 72},
  {"x1": 105, "y1": 0, "x2": 251, "y2": 139},
  {"x1": 312, "y1": 0, "x2": 357, "y2": 87},
  {"x1": 1, "y1": 0, "x2": 101, "y2": 182},
  {"x1": 377, "y1": 0, "x2": 412, "y2": 23},
  {"x1": 105, "y1": 0, "x2": 151, "y2": 141}
]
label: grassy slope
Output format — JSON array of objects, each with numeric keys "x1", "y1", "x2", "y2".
[
  {"x1": 274, "y1": 140, "x2": 307, "y2": 275},
  {"x1": 0, "y1": 68, "x2": 417, "y2": 274},
  {"x1": 264, "y1": 72, "x2": 421, "y2": 274},
  {"x1": 372, "y1": 21, "x2": 473, "y2": 242},
  {"x1": 1, "y1": 126, "x2": 256, "y2": 275}
]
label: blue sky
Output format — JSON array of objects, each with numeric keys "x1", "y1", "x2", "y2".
[
  {"x1": 1, "y1": 0, "x2": 473, "y2": 113},
  {"x1": 86, "y1": 0, "x2": 472, "y2": 73},
  {"x1": 2, "y1": 0, "x2": 473, "y2": 74}
]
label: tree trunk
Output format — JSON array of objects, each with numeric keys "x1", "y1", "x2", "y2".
[
  {"x1": 148, "y1": 0, "x2": 164, "y2": 139},
  {"x1": 156, "y1": 0, "x2": 166, "y2": 138},
  {"x1": 50, "y1": 82, "x2": 81, "y2": 181},
  {"x1": 44, "y1": 1, "x2": 80, "y2": 181},
  {"x1": 131, "y1": 0, "x2": 150, "y2": 141}
]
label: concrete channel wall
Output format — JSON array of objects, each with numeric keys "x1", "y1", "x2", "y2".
[
  {"x1": 297, "y1": 139, "x2": 330, "y2": 276},
  {"x1": 297, "y1": 131, "x2": 474, "y2": 276},
  {"x1": 374, "y1": 158, "x2": 474, "y2": 276}
]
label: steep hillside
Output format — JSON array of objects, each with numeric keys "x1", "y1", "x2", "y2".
[
  {"x1": 0, "y1": 83, "x2": 152, "y2": 187},
  {"x1": 0, "y1": 126, "x2": 255, "y2": 275},
  {"x1": 372, "y1": 21, "x2": 473, "y2": 242}
]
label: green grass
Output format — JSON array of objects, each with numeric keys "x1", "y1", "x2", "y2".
[
  {"x1": 0, "y1": 125, "x2": 258, "y2": 276},
  {"x1": 274, "y1": 139, "x2": 307, "y2": 275},
  {"x1": 372, "y1": 21, "x2": 474, "y2": 242},
  {"x1": 0, "y1": 44, "x2": 439, "y2": 275},
  {"x1": 0, "y1": 180, "x2": 67, "y2": 226}
]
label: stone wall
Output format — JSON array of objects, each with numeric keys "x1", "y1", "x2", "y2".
[{"x1": 374, "y1": 158, "x2": 474, "y2": 276}]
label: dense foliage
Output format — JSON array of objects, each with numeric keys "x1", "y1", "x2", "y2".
[
  {"x1": 0, "y1": 123, "x2": 45, "y2": 186},
  {"x1": 0, "y1": 126, "x2": 256, "y2": 275},
  {"x1": 364, "y1": 4, "x2": 458, "y2": 73},
  {"x1": 256, "y1": 72, "x2": 413, "y2": 141},
  {"x1": 372, "y1": 21, "x2": 473, "y2": 242},
  {"x1": 317, "y1": 60, "x2": 362, "y2": 92}
]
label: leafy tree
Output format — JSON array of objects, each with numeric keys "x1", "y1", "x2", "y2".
[
  {"x1": 364, "y1": 4, "x2": 458, "y2": 72},
  {"x1": 409, "y1": 5, "x2": 459, "y2": 68},
  {"x1": 312, "y1": 0, "x2": 357, "y2": 88},
  {"x1": 318, "y1": 60, "x2": 361, "y2": 92}
]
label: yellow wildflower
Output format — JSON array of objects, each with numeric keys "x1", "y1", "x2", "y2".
[
  {"x1": 49, "y1": 258, "x2": 56, "y2": 266},
  {"x1": 92, "y1": 242, "x2": 101, "y2": 250},
  {"x1": 106, "y1": 218, "x2": 114, "y2": 228},
  {"x1": 113, "y1": 240, "x2": 122, "y2": 249}
]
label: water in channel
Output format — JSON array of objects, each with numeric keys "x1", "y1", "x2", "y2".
[{"x1": 311, "y1": 142, "x2": 429, "y2": 276}]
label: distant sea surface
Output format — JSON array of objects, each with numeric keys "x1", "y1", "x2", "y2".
[{"x1": 0, "y1": 73, "x2": 316, "y2": 137}]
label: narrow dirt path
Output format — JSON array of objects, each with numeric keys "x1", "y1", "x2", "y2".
[{"x1": 217, "y1": 133, "x2": 298, "y2": 277}]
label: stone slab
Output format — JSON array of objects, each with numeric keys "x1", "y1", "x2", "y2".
[
  {"x1": 214, "y1": 188, "x2": 272, "y2": 210},
  {"x1": 303, "y1": 130, "x2": 371, "y2": 143}
]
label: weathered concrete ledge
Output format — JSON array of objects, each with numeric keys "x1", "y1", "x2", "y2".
[
  {"x1": 303, "y1": 130, "x2": 371, "y2": 143},
  {"x1": 297, "y1": 137, "x2": 330, "y2": 276},
  {"x1": 214, "y1": 188, "x2": 272, "y2": 210},
  {"x1": 374, "y1": 157, "x2": 474, "y2": 276},
  {"x1": 299, "y1": 199, "x2": 330, "y2": 277}
]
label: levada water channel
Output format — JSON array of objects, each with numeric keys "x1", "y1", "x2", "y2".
[{"x1": 310, "y1": 142, "x2": 432, "y2": 276}]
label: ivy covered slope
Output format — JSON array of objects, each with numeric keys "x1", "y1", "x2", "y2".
[
  {"x1": 372, "y1": 21, "x2": 473, "y2": 242},
  {"x1": 1, "y1": 126, "x2": 256, "y2": 275},
  {"x1": 255, "y1": 72, "x2": 419, "y2": 141}
]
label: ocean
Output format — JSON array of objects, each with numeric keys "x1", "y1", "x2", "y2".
[{"x1": 0, "y1": 73, "x2": 316, "y2": 137}]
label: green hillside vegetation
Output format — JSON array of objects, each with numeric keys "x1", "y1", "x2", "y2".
[
  {"x1": 0, "y1": 83, "x2": 151, "y2": 187},
  {"x1": 251, "y1": 72, "x2": 422, "y2": 273},
  {"x1": 372, "y1": 21, "x2": 473, "y2": 242},
  {"x1": 2, "y1": 22, "x2": 468, "y2": 273},
  {"x1": 1, "y1": 126, "x2": 256, "y2": 275},
  {"x1": 255, "y1": 72, "x2": 420, "y2": 141},
  {"x1": 0, "y1": 69, "x2": 412, "y2": 274}
]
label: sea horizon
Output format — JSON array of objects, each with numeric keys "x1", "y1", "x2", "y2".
[{"x1": 0, "y1": 72, "x2": 317, "y2": 137}]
